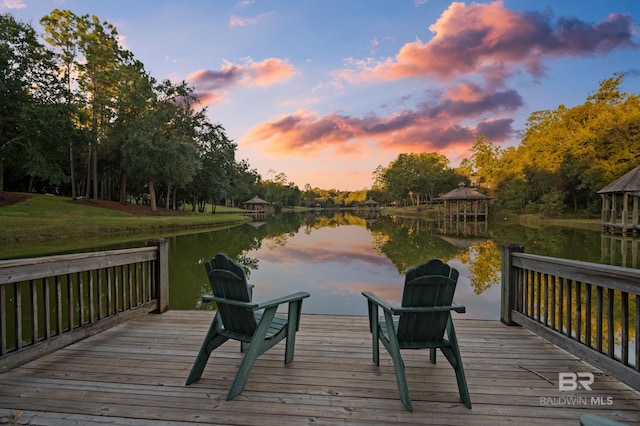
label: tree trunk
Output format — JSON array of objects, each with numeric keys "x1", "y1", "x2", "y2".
[
  {"x1": 66, "y1": 66, "x2": 77, "y2": 200},
  {"x1": 85, "y1": 143, "x2": 91, "y2": 199},
  {"x1": 165, "y1": 184, "x2": 171, "y2": 210},
  {"x1": 91, "y1": 140, "x2": 98, "y2": 201},
  {"x1": 149, "y1": 178, "x2": 158, "y2": 212},
  {"x1": 0, "y1": 157, "x2": 4, "y2": 201},
  {"x1": 119, "y1": 170, "x2": 127, "y2": 204},
  {"x1": 69, "y1": 140, "x2": 77, "y2": 199},
  {"x1": 91, "y1": 69, "x2": 99, "y2": 202}
]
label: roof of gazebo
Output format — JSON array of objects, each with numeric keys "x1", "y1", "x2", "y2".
[
  {"x1": 361, "y1": 198, "x2": 379, "y2": 205},
  {"x1": 597, "y1": 166, "x2": 640, "y2": 194},
  {"x1": 434, "y1": 183, "x2": 492, "y2": 201},
  {"x1": 243, "y1": 195, "x2": 270, "y2": 204}
]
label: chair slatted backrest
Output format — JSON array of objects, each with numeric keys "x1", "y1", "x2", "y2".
[
  {"x1": 205, "y1": 253, "x2": 257, "y2": 336},
  {"x1": 397, "y1": 259, "x2": 459, "y2": 343}
]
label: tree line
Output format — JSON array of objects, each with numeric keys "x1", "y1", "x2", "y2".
[
  {"x1": 1, "y1": 11, "x2": 259, "y2": 212},
  {"x1": 2, "y1": 11, "x2": 639, "y2": 215}
]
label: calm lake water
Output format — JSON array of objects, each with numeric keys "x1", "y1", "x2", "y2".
[{"x1": 4, "y1": 211, "x2": 638, "y2": 320}]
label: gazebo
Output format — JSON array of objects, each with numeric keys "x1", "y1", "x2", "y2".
[
  {"x1": 356, "y1": 198, "x2": 380, "y2": 211},
  {"x1": 597, "y1": 166, "x2": 640, "y2": 236},
  {"x1": 434, "y1": 182, "x2": 492, "y2": 222},
  {"x1": 242, "y1": 195, "x2": 270, "y2": 213}
]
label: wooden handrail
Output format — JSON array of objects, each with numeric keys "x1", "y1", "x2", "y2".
[
  {"x1": 501, "y1": 243, "x2": 640, "y2": 391},
  {"x1": 0, "y1": 239, "x2": 169, "y2": 373}
]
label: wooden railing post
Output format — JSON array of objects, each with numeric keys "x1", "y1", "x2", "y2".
[
  {"x1": 501, "y1": 243, "x2": 524, "y2": 325},
  {"x1": 147, "y1": 239, "x2": 169, "y2": 313}
]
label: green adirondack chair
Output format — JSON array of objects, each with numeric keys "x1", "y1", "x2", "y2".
[
  {"x1": 362, "y1": 258, "x2": 471, "y2": 412},
  {"x1": 186, "y1": 253, "x2": 310, "y2": 400}
]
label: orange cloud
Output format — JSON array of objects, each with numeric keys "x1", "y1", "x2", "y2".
[
  {"x1": 246, "y1": 58, "x2": 297, "y2": 86},
  {"x1": 244, "y1": 110, "x2": 370, "y2": 155},
  {"x1": 244, "y1": 82, "x2": 520, "y2": 157},
  {"x1": 443, "y1": 82, "x2": 485, "y2": 103},
  {"x1": 187, "y1": 58, "x2": 297, "y2": 105},
  {"x1": 193, "y1": 90, "x2": 225, "y2": 107}
]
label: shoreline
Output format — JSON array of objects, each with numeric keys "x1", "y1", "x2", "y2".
[
  {"x1": 380, "y1": 206, "x2": 602, "y2": 231},
  {"x1": 1, "y1": 193, "x2": 603, "y2": 253}
]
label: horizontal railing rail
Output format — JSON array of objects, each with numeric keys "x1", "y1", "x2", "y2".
[
  {"x1": 501, "y1": 243, "x2": 640, "y2": 391},
  {"x1": 0, "y1": 239, "x2": 168, "y2": 373}
]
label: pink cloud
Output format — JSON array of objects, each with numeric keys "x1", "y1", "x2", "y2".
[
  {"x1": 244, "y1": 82, "x2": 520, "y2": 157},
  {"x1": 442, "y1": 82, "x2": 485, "y2": 103},
  {"x1": 187, "y1": 58, "x2": 297, "y2": 105},
  {"x1": 245, "y1": 110, "x2": 369, "y2": 156},
  {"x1": 247, "y1": 58, "x2": 297, "y2": 86},
  {"x1": 344, "y1": 1, "x2": 636, "y2": 83},
  {"x1": 229, "y1": 12, "x2": 273, "y2": 27},
  {"x1": 193, "y1": 90, "x2": 225, "y2": 107},
  {"x1": 2, "y1": 0, "x2": 25, "y2": 9}
]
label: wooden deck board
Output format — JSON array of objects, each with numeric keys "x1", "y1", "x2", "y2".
[{"x1": 1, "y1": 311, "x2": 639, "y2": 425}]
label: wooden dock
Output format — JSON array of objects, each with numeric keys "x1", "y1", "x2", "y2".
[{"x1": 0, "y1": 311, "x2": 639, "y2": 425}]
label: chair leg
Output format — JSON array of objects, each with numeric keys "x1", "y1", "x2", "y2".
[
  {"x1": 227, "y1": 308, "x2": 277, "y2": 400},
  {"x1": 186, "y1": 314, "x2": 229, "y2": 385},
  {"x1": 442, "y1": 319, "x2": 472, "y2": 408},
  {"x1": 285, "y1": 300, "x2": 302, "y2": 364},
  {"x1": 372, "y1": 330, "x2": 380, "y2": 366},
  {"x1": 389, "y1": 348, "x2": 412, "y2": 411},
  {"x1": 383, "y1": 312, "x2": 412, "y2": 412},
  {"x1": 429, "y1": 348, "x2": 436, "y2": 364},
  {"x1": 368, "y1": 303, "x2": 380, "y2": 365}
]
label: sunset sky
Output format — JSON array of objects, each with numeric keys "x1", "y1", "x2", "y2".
[{"x1": 4, "y1": 0, "x2": 640, "y2": 191}]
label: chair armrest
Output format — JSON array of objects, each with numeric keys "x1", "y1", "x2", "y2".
[
  {"x1": 257, "y1": 291, "x2": 310, "y2": 310},
  {"x1": 200, "y1": 295, "x2": 259, "y2": 309},
  {"x1": 393, "y1": 303, "x2": 466, "y2": 314},
  {"x1": 202, "y1": 291, "x2": 308, "y2": 311},
  {"x1": 362, "y1": 291, "x2": 396, "y2": 314},
  {"x1": 451, "y1": 302, "x2": 466, "y2": 313},
  {"x1": 362, "y1": 292, "x2": 466, "y2": 315}
]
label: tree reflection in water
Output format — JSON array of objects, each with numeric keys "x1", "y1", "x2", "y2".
[
  {"x1": 170, "y1": 212, "x2": 500, "y2": 317},
  {"x1": 167, "y1": 211, "x2": 625, "y2": 321}
]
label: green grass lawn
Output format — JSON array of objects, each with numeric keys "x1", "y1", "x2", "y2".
[{"x1": 0, "y1": 193, "x2": 250, "y2": 243}]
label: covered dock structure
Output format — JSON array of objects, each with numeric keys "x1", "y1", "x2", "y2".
[
  {"x1": 354, "y1": 198, "x2": 380, "y2": 211},
  {"x1": 434, "y1": 182, "x2": 492, "y2": 222},
  {"x1": 242, "y1": 195, "x2": 270, "y2": 213},
  {"x1": 598, "y1": 165, "x2": 640, "y2": 236}
]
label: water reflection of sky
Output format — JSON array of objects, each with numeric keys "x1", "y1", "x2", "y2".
[{"x1": 244, "y1": 223, "x2": 501, "y2": 320}]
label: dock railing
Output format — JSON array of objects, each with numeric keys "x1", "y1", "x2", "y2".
[
  {"x1": 0, "y1": 239, "x2": 169, "y2": 373},
  {"x1": 501, "y1": 243, "x2": 640, "y2": 391}
]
